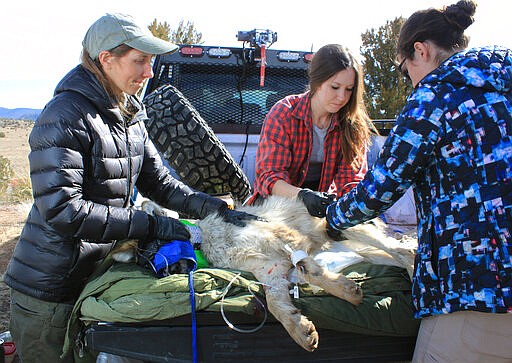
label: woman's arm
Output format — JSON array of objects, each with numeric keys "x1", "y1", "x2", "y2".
[
  {"x1": 271, "y1": 179, "x2": 301, "y2": 198},
  {"x1": 254, "y1": 105, "x2": 297, "y2": 197},
  {"x1": 326, "y1": 87, "x2": 441, "y2": 230},
  {"x1": 30, "y1": 108, "x2": 152, "y2": 242}
]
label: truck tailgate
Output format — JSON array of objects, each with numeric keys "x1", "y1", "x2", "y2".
[{"x1": 84, "y1": 312, "x2": 416, "y2": 362}]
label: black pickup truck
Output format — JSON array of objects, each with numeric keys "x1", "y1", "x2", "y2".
[{"x1": 80, "y1": 29, "x2": 417, "y2": 363}]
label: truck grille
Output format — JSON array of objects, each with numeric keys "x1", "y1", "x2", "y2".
[{"x1": 152, "y1": 62, "x2": 309, "y2": 130}]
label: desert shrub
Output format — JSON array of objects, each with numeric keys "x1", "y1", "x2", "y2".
[
  {"x1": 0, "y1": 156, "x2": 14, "y2": 198},
  {"x1": 0, "y1": 156, "x2": 33, "y2": 202},
  {"x1": 9, "y1": 177, "x2": 33, "y2": 202},
  {"x1": 0, "y1": 131, "x2": 5, "y2": 138}
]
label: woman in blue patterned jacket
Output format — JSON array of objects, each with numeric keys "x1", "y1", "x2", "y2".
[{"x1": 300, "y1": 0, "x2": 512, "y2": 361}]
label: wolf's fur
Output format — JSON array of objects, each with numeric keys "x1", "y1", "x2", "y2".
[{"x1": 113, "y1": 196, "x2": 416, "y2": 352}]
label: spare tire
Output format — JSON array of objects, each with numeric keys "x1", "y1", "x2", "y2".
[{"x1": 143, "y1": 84, "x2": 252, "y2": 202}]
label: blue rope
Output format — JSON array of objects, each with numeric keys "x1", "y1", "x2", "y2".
[{"x1": 188, "y1": 271, "x2": 197, "y2": 363}]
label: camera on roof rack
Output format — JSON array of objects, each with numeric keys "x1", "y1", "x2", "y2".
[{"x1": 236, "y1": 29, "x2": 278, "y2": 48}]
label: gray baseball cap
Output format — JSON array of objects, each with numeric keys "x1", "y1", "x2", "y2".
[{"x1": 83, "y1": 13, "x2": 178, "y2": 59}]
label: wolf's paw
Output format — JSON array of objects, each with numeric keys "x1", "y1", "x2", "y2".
[
  {"x1": 287, "y1": 315, "x2": 319, "y2": 352},
  {"x1": 330, "y1": 277, "x2": 363, "y2": 306}
]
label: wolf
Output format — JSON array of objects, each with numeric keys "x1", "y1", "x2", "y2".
[{"x1": 113, "y1": 195, "x2": 415, "y2": 352}]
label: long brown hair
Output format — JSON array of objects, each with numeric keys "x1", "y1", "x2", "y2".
[
  {"x1": 308, "y1": 44, "x2": 375, "y2": 170},
  {"x1": 398, "y1": 0, "x2": 476, "y2": 62},
  {"x1": 81, "y1": 44, "x2": 134, "y2": 117}
]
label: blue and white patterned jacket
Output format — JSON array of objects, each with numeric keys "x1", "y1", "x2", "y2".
[{"x1": 327, "y1": 46, "x2": 512, "y2": 318}]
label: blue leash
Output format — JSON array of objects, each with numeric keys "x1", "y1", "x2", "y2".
[
  {"x1": 151, "y1": 241, "x2": 198, "y2": 363},
  {"x1": 188, "y1": 271, "x2": 197, "y2": 363}
]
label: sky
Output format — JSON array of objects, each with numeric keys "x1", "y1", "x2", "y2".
[{"x1": 1, "y1": 0, "x2": 511, "y2": 109}]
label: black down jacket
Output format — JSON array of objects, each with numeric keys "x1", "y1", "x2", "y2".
[{"x1": 4, "y1": 65, "x2": 209, "y2": 303}]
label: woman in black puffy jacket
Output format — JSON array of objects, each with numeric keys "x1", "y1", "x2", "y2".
[{"x1": 4, "y1": 13, "x2": 258, "y2": 363}]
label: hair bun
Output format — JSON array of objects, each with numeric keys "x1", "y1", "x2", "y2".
[{"x1": 444, "y1": 0, "x2": 477, "y2": 31}]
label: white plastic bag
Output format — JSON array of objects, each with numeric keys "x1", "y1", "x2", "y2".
[{"x1": 314, "y1": 242, "x2": 365, "y2": 272}]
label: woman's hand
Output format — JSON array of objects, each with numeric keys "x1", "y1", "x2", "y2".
[
  {"x1": 297, "y1": 188, "x2": 336, "y2": 218},
  {"x1": 217, "y1": 205, "x2": 266, "y2": 227}
]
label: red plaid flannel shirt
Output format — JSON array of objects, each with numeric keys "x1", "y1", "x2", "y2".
[{"x1": 250, "y1": 92, "x2": 367, "y2": 203}]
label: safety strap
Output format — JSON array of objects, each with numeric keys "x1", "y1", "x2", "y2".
[
  {"x1": 259, "y1": 44, "x2": 266, "y2": 87},
  {"x1": 188, "y1": 271, "x2": 197, "y2": 363}
]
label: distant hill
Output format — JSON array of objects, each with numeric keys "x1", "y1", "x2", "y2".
[{"x1": 0, "y1": 107, "x2": 41, "y2": 121}]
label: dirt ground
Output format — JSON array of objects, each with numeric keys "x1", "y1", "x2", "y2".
[{"x1": 0, "y1": 119, "x2": 33, "y2": 333}]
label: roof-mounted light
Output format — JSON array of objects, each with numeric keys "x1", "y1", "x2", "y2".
[
  {"x1": 180, "y1": 46, "x2": 204, "y2": 57},
  {"x1": 303, "y1": 52, "x2": 314, "y2": 63},
  {"x1": 207, "y1": 47, "x2": 232, "y2": 58},
  {"x1": 277, "y1": 51, "x2": 300, "y2": 62}
]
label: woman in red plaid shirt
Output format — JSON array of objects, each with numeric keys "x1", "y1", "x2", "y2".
[{"x1": 248, "y1": 44, "x2": 376, "y2": 217}]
